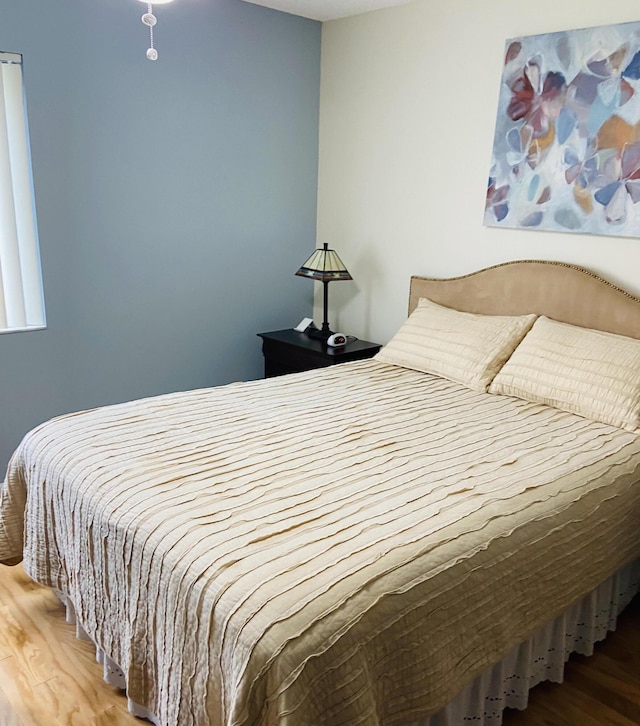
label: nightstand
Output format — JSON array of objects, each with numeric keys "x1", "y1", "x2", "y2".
[{"x1": 257, "y1": 329, "x2": 382, "y2": 378}]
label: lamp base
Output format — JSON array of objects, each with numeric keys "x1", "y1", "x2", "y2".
[{"x1": 306, "y1": 327, "x2": 332, "y2": 341}]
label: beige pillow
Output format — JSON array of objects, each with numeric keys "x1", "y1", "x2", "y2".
[
  {"x1": 489, "y1": 316, "x2": 640, "y2": 431},
  {"x1": 375, "y1": 297, "x2": 536, "y2": 392}
]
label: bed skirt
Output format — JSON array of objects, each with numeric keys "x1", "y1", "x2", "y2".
[{"x1": 56, "y1": 558, "x2": 640, "y2": 726}]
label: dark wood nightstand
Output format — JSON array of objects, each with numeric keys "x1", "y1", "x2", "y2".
[{"x1": 257, "y1": 329, "x2": 382, "y2": 378}]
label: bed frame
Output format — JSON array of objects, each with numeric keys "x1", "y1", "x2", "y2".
[{"x1": 409, "y1": 260, "x2": 640, "y2": 339}]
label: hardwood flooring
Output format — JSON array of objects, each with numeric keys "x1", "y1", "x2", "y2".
[
  {"x1": 0, "y1": 564, "x2": 137, "y2": 725},
  {"x1": 503, "y1": 592, "x2": 640, "y2": 726},
  {"x1": 0, "y1": 562, "x2": 639, "y2": 725}
]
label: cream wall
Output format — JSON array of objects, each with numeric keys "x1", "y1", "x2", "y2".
[{"x1": 317, "y1": 0, "x2": 640, "y2": 344}]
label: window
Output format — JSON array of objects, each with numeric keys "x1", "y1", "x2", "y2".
[{"x1": 0, "y1": 52, "x2": 45, "y2": 334}]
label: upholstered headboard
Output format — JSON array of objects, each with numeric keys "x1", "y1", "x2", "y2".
[{"x1": 409, "y1": 260, "x2": 640, "y2": 340}]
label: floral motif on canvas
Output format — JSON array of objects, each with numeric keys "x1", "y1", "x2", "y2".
[{"x1": 485, "y1": 21, "x2": 640, "y2": 238}]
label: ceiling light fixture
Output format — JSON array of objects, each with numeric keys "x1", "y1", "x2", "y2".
[{"x1": 137, "y1": 0, "x2": 174, "y2": 61}]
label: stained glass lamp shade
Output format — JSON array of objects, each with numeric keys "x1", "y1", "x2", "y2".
[{"x1": 295, "y1": 243, "x2": 353, "y2": 339}]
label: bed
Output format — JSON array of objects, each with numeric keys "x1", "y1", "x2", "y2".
[{"x1": 1, "y1": 259, "x2": 640, "y2": 726}]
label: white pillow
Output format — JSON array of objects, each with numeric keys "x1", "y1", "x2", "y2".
[
  {"x1": 489, "y1": 316, "x2": 640, "y2": 431},
  {"x1": 375, "y1": 297, "x2": 536, "y2": 392}
]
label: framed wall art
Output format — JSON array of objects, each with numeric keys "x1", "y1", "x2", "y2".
[{"x1": 485, "y1": 20, "x2": 640, "y2": 238}]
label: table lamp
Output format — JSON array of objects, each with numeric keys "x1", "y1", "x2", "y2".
[{"x1": 295, "y1": 243, "x2": 353, "y2": 340}]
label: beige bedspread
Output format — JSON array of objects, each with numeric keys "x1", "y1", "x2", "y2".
[{"x1": 2, "y1": 359, "x2": 640, "y2": 726}]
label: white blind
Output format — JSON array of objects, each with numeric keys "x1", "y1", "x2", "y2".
[{"x1": 0, "y1": 52, "x2": 45, "y2": 333}]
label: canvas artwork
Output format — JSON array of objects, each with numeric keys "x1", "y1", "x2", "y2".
[{"x1": 485, "y1": 20, "x2": 640, "y2": 238}]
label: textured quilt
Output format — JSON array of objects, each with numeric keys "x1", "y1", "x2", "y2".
[{"x1": 1, "y1": 359, "x2": 640, "y2": 726}]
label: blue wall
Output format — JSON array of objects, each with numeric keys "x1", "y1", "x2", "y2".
[{"x1": 0, "y1": 0, "x2": 321, "y2": 472}]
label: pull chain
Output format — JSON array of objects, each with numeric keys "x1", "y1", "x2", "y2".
[{"x1": 141, "y1": 3, "x2": 158, "y2": 61}]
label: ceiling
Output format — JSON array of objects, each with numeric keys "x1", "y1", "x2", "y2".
[{"x1": 239, "y1": 0, "x2": 413, "y2": 22}]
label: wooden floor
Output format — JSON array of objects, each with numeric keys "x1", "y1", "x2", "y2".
[
  {"x1": 502, "y1": 591, "x2": 640, "y2": 726},
  {"x1": 0, "y1": 563, "x2": 639, "y2": 725},
  {"x1": 0, "y1": 564, "x2": 137, "y2": 725}
]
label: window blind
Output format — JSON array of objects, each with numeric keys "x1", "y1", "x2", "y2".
[{"x1": 0, "y1": 52, "x2": 45, "y2": 333}]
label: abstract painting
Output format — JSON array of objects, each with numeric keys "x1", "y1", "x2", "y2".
[{"x1": 485, "y1": 20, "x2": 640, "y2": 238}]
